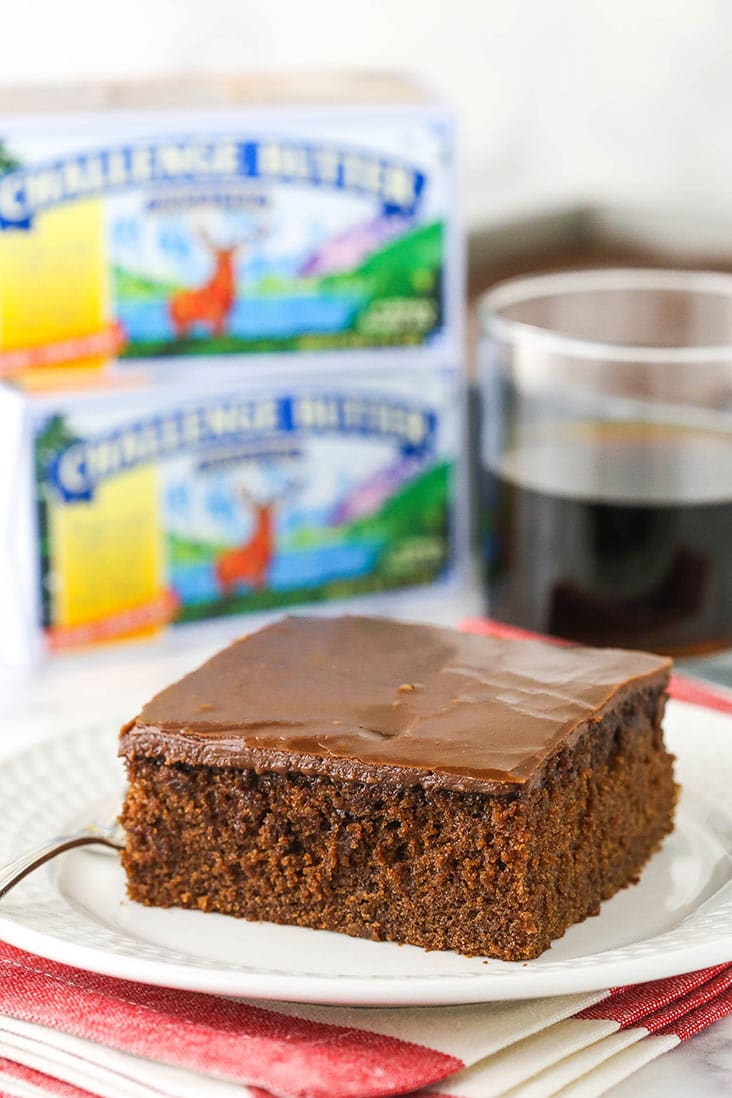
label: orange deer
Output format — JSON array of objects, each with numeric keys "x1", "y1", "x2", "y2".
[
  {"x1": 215, "y1": 488, "x2": 276, "y2": 595},
  {"x1": 169, "y1": 231, "x2": 242, "y2": 340}
]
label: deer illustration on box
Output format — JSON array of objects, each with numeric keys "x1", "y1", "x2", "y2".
[
  {"x1": 214, "y1": 480, "x2": 303, "y2": 595},
  {"x1": 214, "y1": 486, "x2": 277, "y2": 594},
  {"x1": 168, "y1": 230, "x2": 247, "y2": 340}
]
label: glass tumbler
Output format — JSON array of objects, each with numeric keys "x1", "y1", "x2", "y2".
[{"x1": 478, "y1": 269, "x2": 732, "y2": 657}]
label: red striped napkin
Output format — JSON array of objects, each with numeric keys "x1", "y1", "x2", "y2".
[{"x1": 0, "y1": 944, "x2": 730, "y2": 1098}]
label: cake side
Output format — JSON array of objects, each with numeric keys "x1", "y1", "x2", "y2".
[{"x1": 120, "y1": 679, "x2": 676, "y2": 960}]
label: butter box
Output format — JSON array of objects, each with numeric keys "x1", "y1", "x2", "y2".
[
  {"x1": 0, "y1": 366, "x2": 461, "y2": 664},
  {"x1": 0, "y1": 75, "x2": 459, "y2": 385}
]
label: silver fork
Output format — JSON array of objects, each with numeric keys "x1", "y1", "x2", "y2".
[{"x1": 0, "y1": 806, "x2": 124, "y2": 901}]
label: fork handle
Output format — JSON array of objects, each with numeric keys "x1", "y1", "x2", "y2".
[{"x1": 0, "y1": 834, "x2": 121, "y2": 900}]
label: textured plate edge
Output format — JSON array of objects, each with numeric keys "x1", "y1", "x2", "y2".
[{"x1": 0, "y1": 912, "x2": 731, "y2": 1005}]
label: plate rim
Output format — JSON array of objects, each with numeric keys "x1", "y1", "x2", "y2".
[{"x1": 0, "y1": 700, "x2": 731, "y2": 1006}]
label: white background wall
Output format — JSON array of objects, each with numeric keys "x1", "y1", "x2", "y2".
[{"x1": 2, "y1": 0, "x2": 731, "y2": 230}]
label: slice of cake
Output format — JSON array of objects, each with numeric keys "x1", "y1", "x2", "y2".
[{"x1": 119, "y1": 615, "x2": 676, "y2": 960}]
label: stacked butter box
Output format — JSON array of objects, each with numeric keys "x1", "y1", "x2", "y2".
[{"x1": 0, "y1": 75, "x2": 464, "y2": 664}]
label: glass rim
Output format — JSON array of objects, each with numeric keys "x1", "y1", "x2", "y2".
[{"x1": 480, "y1": 267, "x2": 732, "y2": 363}]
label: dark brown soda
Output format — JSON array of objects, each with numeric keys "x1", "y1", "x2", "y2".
[{"x1": 481, "y1": 422, "x2": 732, "y2": 655}]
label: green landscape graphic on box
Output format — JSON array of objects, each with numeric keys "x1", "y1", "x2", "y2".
[
  {"x1": 167, "y1": 458, "x2": 452, "y2": 623},
  {"x1": 113, "y1": 220, "x2": 444, "y2": 357}
]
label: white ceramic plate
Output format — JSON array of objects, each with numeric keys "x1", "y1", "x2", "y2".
[{"x1": 0, "y1": 699, "x2": 730, "y2": 1006}]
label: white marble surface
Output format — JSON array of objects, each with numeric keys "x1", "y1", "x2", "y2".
[
  {"x1": 0, "y1": 598, "x2": 730, "y2": 1098},
  {"x1": 608, "y1": 1018, "x2": 732, "y2": 1098}
]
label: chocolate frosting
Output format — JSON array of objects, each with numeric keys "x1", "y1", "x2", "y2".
[{"x1": 120, "y1": 616, "x2": 671, "y2": 794}]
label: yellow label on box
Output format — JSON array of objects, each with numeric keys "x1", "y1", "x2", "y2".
[
  {"x1": 48, "y1": 462, "x2": 164, "y2": 642},
  {"x1": 0, "y1": 200, "x2": 108, "y2": 370}
]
